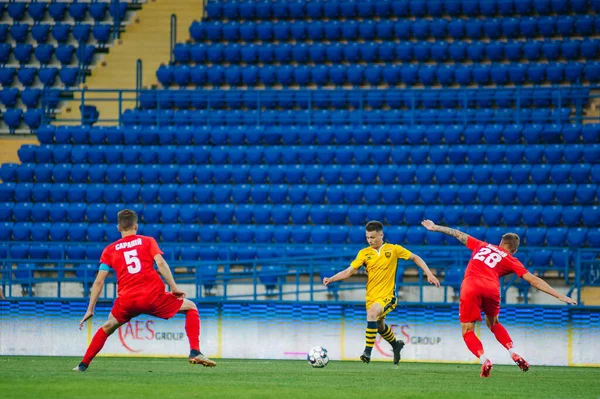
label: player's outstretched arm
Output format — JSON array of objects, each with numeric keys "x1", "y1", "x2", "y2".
[
  {"x1": 522, "y1": 272, "x2": 578, "y2": 305},
  {"x1": 409, "y1": 254, "x2": 441, "y2": 287},
  {"x1": 79, "y1": 269, "x2": 109, "y2": 329},
  {"x1": 154, "y1": 254, "x2": 185, "y2": 298},
  {"x1": 421, "y1": 219, "x2": 469, "y2": 246},
  {"x1": 323, "y1": 266, "x2": 357, "y2": 286}
]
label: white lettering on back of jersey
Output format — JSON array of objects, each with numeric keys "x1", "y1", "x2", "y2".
[
  {"x1": 485, "y1": 244, "x2": 507, "y2": 258},
  {"x1": 115, "y1": 238, "x2": 142, "y2": 251}
]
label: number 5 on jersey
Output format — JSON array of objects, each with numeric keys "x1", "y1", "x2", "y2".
[
  {"x1": 124, "y1": 250, "x2": 141, "y2": 274},
  {"x1": 473, "y1": 247, "x2": 503, "y2": 268}
]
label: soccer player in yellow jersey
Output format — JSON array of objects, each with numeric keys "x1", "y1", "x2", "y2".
[{"x1": 323, "y1": 221, "x2": 440, "y2": 364}]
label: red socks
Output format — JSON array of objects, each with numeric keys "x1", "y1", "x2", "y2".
[
  {"x1": 185, "y1": 309, "x2": 200, "y2": 352},
  {"x1": 82, "y1": 328, "x2": 109, "y2": 365},
  {"x1": 463, "y1": 331, "x2": 484, "y2": 358},
  {"x1": 491, "y1": 323, "x2": 513, "y2": 350}
]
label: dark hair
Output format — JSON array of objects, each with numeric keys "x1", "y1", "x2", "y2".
[
  {"x1": 501, "y1": 233, "x2": 520, "y2": 253},
  {"x1": 118, "y1": 209, "x2": 138, "y2": 230},
  {"x1": 365, "y1": 220, "x2": 384, "y2": 232}
]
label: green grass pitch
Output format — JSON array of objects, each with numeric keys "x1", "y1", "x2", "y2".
[{"x1": 1, "y1": 357, "x2": 598, "y2": 399}]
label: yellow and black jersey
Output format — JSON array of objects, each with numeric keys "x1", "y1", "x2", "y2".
[{"x1": 350, "y1": 243, "x2": 412, "y2": 305}]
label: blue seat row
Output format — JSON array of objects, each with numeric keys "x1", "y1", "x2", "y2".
[
  {"x1": 0, "y1": 246, "x2": 588, "y2": 272},
  {"x1": 0, "y1": 23, "x2": 112, "y2": 45},
  {"x1": 203, "y1": 0, "x2": 594, "y2": 21},
  {"x1": 35, "y1": 124, "x2": 599, "y2": 146},
  {"x1": 1, "y1": 1, "x2": 126, "y2": 23},
  {"x1": 1, "y1": 89, "x2": 60, "y2": 110},
  {"x1": 157, "y1": 62, "x2": 600, "y2": 88},
  {"x1": 191, "y1": 16, "x2": 599, "y2": 43},
  {"x1": 0, "y1": 43, "x2": 98, "y2": 65},
  {"x1": 1, "y1": 220, "x2": 597, "y2": 247},
  {"x1": 2, "y1": 201, "x2": 598, "y2": 229},
  {"x1": 0, "y1": 88, "x2": 55, "y2": 108},
  {"x1": 0, "y1": 66, "x2": 87, "y2": 87},
  {"x1": 1, "y1": 109, "x2": 43, "y2": 132},
  {"x1": 1, "y1": 243, "x2": 348, "y2": 264},
  {"x1": 0, "y1": 175, "x2": 597, "y2": 207},
  {"x1": 173, "y1": 39, "x2": 600, "y2": 65},
  {"x1": 4, "y1": 162, "x2": 600, "y2": 186},
  {"x1": 121, "y1": 108, "x2": 574, "y2": 127},
  {"x1": 1, "y1": 243, "x2": 301, "y2": 263},
  {"x1": 19, "y1": 143, "x2": 600, "y2": 166},
  {"x1": 138, "y1": 88, "x2": 590, "y2": 110}
]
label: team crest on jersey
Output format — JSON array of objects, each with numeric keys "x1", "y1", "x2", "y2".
[{"x1": 385, "y1": 251, "x2": 391, "y2": 258}]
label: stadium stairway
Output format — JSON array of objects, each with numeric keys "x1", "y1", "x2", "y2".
[
  {"x1": 54, "y1": 0, "x2": 203, "y2": 126},
  {"x1": 580, "y1": 287, "x2": 600, "y2": 305},
  {"x1": 0, "y1": 136, "x2": 38, "y2": 164}
]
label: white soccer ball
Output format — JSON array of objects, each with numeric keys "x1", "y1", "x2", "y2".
[{"x1": 307, "y1": 346, "x2": 329, "y2": 368}]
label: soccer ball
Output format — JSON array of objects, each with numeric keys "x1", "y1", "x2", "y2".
[{"x1": 307, "y1": 346, "x2": 329, "y2": 368}]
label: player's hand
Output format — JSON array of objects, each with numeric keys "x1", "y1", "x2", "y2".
[
  {"x1": 421, "y1": 220, "x2": 437, "y2": 231},
  {"x1": 79, "y1": 310, "x2": 94, "y2": 330},
  {"x1": 171, "y1": 289, "x2": 186, "y2": 298},
  {"x1": 323, "y1": 277, "x2": 332, "y2": 286},
  {"x1": 427, "y1": 273, "x2": 441, "y2": 288},
  {"x1": 559, "y1": 295, "x2": 577, "y2": 305}
]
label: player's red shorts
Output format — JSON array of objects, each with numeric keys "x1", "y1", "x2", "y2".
[
  {"x1": 110, "y1": 291, "x2": 183, "y2": 324},
  {"x1": 459, "y1": 277, "x2": 501, "y2": 323}
]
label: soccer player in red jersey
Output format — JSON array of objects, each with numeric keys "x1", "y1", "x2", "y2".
[
  {"x1": 73, "y1": 210, "x2": 216, "y2": 371},
  {"x1": 421, "y1": 220, "x2": 577, "y2": 378}
]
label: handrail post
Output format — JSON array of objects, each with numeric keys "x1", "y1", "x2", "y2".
[
  {"x1": 118, "y1": 90, "x2": 123, "y2": 127},
  {"x1": 309, "y1": 259, "x2": 314, "y2": 302},
  {"x1": 253, "y1": 261, "x2": 257, "y2": 301},
  {"x1": 170, "y1": 14, "x2": 177, "y2": 65},
  {"x1": 135, "y1": 59, "x2": 142, "y2": 108},
  {"x1": 576, "y1": 249, "x2": 581, "y2": 305},
  {"x1": 113, "y1": 0, "x2": 121, "y2": 40},
  {"x1": 80, "y1": 89, "x2": 85, "y2": 125}
]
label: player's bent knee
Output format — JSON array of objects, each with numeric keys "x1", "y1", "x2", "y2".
[
  {"x1": 102, "y1": 314, "x2": 123, "y2": 335},
  {"x1": 178, "y1": 298, "x2": 197, "y2": 313},
  {"x1": 485, "y1": 315, "x2": 499, "y2": 329},
  {"x1": 461, "y1": 322, "x2": 476, "y2": 335}
]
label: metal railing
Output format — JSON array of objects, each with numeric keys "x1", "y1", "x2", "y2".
[
  {"x1": 1, "y1": 242, "x2": 597, "y2": 304},
  {"x1": 41, "y1": 86, "x2": 600, "y2": 127}
]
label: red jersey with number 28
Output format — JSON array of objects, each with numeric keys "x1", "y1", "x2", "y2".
[
  {"x1": 99, "y1": 235, "x2": 165, "y2": 298},
  {"x1": 464, "y1": 236, "x2": 529, "y2": 288}
]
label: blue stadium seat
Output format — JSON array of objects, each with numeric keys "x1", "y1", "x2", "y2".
[
  {"x1": 545, "y1": 227, "x2": 568, "y2": 247},
  {"x1": 68, "y1": 2, "x2": 88, "y2": 21},
  {"x1": 89, "y1": 2, "x2": 108, "y2": 21},
  {"x1": 10, "y1": 24, "x2": 28, "y2": 43},
  {"x1": 34, "y1": 44, "x2": 54, "y2": 65},
  {"x1": 31, "y1": 23, "x2": 51, "y2": 43}
]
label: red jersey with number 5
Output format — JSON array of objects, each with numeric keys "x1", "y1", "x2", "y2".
[
  {"x1": 464, "y1": 236, "x2": 529, "y2": 287},
  {"x1": 100, "y1": 235, "x2": 165, "y2": 298}
]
